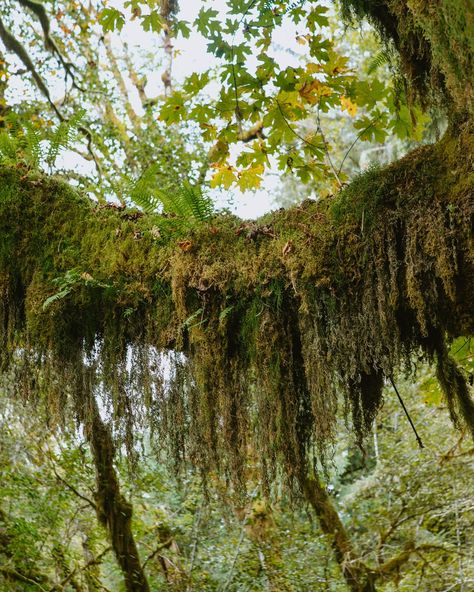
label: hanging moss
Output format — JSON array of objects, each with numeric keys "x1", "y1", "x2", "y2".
[
  {"x1": 0, "y1": 122, "x2": 473, "y2": 488},
  {"x1": 341, "y1": 0, "x2": 474, "y2": 113}
]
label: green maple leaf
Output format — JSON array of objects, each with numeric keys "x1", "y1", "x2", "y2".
[
  {"x1": 141, "y1": 11, "x2": 163, "y2": 33},
  {"x1": 174, "y1": 20, "x2": 191, "y2": 38},
  {"x1": 98, "y1": 8, "x2": 125, "y2": 32},
  {"x1": 194, "y1": 7, "x2": 219, "y2": 37},
  {"x1": 307, "y1": 6, "x2": 330, "y2": 30},
  {"x1": 159, "y1": 93, "x2": 186, "y2": 124}
]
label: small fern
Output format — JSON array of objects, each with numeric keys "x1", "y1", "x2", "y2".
[
  {"x1": 0, "y1": 110, "x2": 85, "y2": 170},
  {"x1": 158, "y1": 181, "x2": 214, "y2": 221},
  {"x1": 0, "y1": 130, "x2": 20, "y2": 164},
  {"x1": 46, "y1": 109, "x2": 85, "y2": 168},
  {"x1": 367, "y1": 49, "x2": 392, "y2": 75},
  {"x1": 128, "y1": 163, "x2": 162, "y2": 214},
  {"x1": 129, "y1": 164, "x2": 214, "y2": 227},
  {"x1": 23, "y1": 121, "x2": 42, "y2": 169}
]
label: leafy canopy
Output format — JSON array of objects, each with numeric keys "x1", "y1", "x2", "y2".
[{"x1": 98, "y1": 0, "x2": 428, "y2": 191}]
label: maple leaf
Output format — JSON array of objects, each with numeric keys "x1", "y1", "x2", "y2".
[
  {"x1": 98, "y1": 8, "x2": 125, "y2": 32},
  {"x1": 297, "y1": 80, "x2": 332, "y2": 105},
  {"x1": 210, "y1": 164, "x2": 237, "y2": 189},
  {"x1": 340, "y1": 96, "x2": 358, "y2": 117},
  {"x1": 237, "y1": 164, "x2": 264, "y2": 191}
]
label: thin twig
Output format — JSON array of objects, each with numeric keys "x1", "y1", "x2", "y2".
[
  {"x1": 186, "y1": 504, "x2": 203, "y2": 588},
  {"x1": 53, "y1": 468, "x2": 97, "y2": 511},
  {"x1": 276, "y1": 100, "x2": 328, "y2": 169},
  {"x1": 141, "y1": 538, "x2": 173, "y2": 570},
  {"x1": 390, "y1": 377, "x2": 424, "y2": 449},
  {"x1": 220, "y1": 488, "x2": 258, "y2": 592},
  {"x1": 337, "y1": 115, "x2": 382, "y2": 176},
  {"x1": 316, "y1": 106, "x2": 342, "y2": 187},
  {"x1": 59, "y1": 546, "x2": 111, "y2": 589}
]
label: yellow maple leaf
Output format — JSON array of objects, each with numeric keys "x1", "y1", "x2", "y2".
[
  {"x1": 340, "y1": 95, "x2": 358, "y2": 117},
  {"x1": 210, "y1": 163, "x2": 237, "y2": 189},
  {"x1": 237, "y1": 164, "x2": 264, "y2": 191},
  {"x1": 306, "y1": 63, "x2": 324, "y2": 74},
  {"x1": 298, "y1": 80, "x2": 332, "y2": 105}
]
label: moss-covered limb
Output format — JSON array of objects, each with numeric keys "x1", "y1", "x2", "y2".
[
  {"x1": 300, "y1": 476, "x2": 377, "y2": 592},
  {"x1": 74, "y1": 367, "x2": 150, "y2": 592},
  {"x1": 436, "y1": 340, "x2": 474, "y2": 440},
  {"x1": 341, "y1": 1, "x2": 474, "y2": 113},
  {"x1": 0, "y1": 123, "x2": 473, "y2": 485}
]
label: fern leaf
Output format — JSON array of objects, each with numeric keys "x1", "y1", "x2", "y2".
[
  {"x1": 367, "y1": 50, "x2": 391, "y2": 75},
  {"x1": 46, "y1": 109, "x2": 85, "y2": 168},
  {"x1": 0, "y1": 131, "x2": 19, "y2": 164},
  {"x1": 23, "y1": 122, "x2": 42, "y2": 168},
  {"x1": 129, "y1": 164, "x2": 214, "y2": 228}
]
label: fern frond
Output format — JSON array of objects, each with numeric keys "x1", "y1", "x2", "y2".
[
  {"x1": 129, "y1": 164, "x2": 214, "y2": 226},
  {"x1": 367, "y1": 49, "x2": 392, "y2": 75},
  {"x1": 128, "y1": 163, "x2": 162, "y2": 214},
  {"x1": 0, "y1": 110, "x2": 84, "y2": 171},
  {"x1": 46, "y1": 109, "x2": 85, "y2": 168},
  {"x1": 0, "y1": 131, "x2": 20, "y2": 164},
  {"x1": 23, "y1": 122, "x2": 42, "y2": 168},
  {"x1": 159, "y1": 181, "x2": 213, "y2": 222}
]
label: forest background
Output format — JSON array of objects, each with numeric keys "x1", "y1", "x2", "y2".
[{"x1": 0, "y1": 0, "x2": 473, "y2": 591}]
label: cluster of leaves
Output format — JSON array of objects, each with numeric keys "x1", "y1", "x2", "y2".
[
  {"x1": 99, "y1": 0, "x2": 190, "y2": 37},
  {"x1": 0, "y1": 110, "x2": 84, "y2": 170},
  {"x1": 0, "y1": 0, "x2": 431, "y2": 200},
  {"x1": 0, "y1": 0, "x2": 208, "y2": 204},
  {"x1": 127, "y1": 0, "x2": 429, "y2": 190}
]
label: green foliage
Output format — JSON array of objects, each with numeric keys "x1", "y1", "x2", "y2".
[
  {"x1": 0, "y1": 110, "x2": 85, "y2": 171},
  {"x1": 0, "y1": 2, "x2": 473, "y2": 591},
  {"x1": 98, "y1": 7, "x2": 125, "y2": 32},
  {"x1": 146, "y1": 0, "x2": 431, "y2": 189},
  {"x1": 367, "y1": 48, "x2": 393, "y2": 75},
  {"x1": 42, "y1": 268, "x2": 112, "y2": 311},
  {"x1": 129, "y1": 164, "x2": 214, "y2": 224},
  {"x1": 45, "y1": 110, "x2": 85, "y2": 169}
]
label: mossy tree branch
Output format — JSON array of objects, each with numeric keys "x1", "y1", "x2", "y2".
[
  {"x1": 0, "y1": 121, "x2": 472, "y2": 485},
  {"x1": 341, "y1": 0, "x2": 474, "y2": 114}
]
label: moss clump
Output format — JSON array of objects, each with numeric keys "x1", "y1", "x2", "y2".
[
  {"x1": 341, "y1": 0, "x2": 474, "y2": 113},
  {"x1": 0, "y1": 123, "x2": 473, "y2": 489}
]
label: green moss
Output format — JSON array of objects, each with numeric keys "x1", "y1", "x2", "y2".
[
  {"x1": 0, "y1": 123, "x2": 473, "y2": 487},
  {"x1": 341, "y1": 0, "x2": 474, "y2": 113}
]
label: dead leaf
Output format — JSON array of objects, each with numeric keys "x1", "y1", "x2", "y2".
[
  {"x1": 178, "y1": 240, "x2": 192, "y2": 252},
  {"x1": 282, "y1": 240, "x2": 293, "y2": 256}
]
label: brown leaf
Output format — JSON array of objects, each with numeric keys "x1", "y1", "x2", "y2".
[
  {"x1": 177, "y1": 240, "x2": 192, "y2": 252},
  {"x1": 282, "y1": 240, "x2": 293, "y2": 256}
]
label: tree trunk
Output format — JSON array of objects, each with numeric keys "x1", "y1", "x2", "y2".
[
  {"x1": 75, "y1": 368, "x2": 150, "y2": 592},
  {"x1": 299, "y1": 476, "x2": 377, "y2": 592}
]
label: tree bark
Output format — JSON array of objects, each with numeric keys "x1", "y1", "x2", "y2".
[
  {"x1": 299, "y1": 476, "x2": 377, "y2": 592},
  {"x1": 75, "y1": 369, "x2": 150, "y2": 592}
]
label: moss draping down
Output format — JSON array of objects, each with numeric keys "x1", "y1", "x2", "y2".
[
  {"x1": 0, "y1": 122, "x2": 473, "y2": 487},
  {"x1": 342, "y1": 0, "x2": 474, "y2": 113}
]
